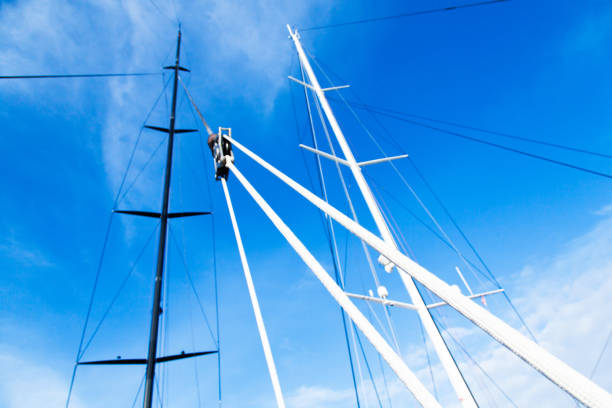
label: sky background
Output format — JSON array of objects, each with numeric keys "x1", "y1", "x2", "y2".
[{"x1": 1, "y1": 0, "x2": 612, "y2": 407}]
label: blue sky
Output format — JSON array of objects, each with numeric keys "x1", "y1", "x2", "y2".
[{"x1": 1, "y1": 0, "x2": 612, "y2": 407}]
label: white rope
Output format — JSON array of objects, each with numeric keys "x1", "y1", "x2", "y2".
[
  {"x1": 221, "y1": 179, "x2": 286, "y2": 408},
  {"x1": 226, "y1": 134, "x2": 612, "y2": 408},
  {"x1": 227, "y1": 162, "x2": 441, "y2": 408}
]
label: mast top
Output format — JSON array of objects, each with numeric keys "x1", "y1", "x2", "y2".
[{"x1": 163, "y1": 29, "x2": 190, "y2": 73}]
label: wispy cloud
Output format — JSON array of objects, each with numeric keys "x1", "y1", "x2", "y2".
[
  {"x1": 0, "y1": 234, "x2": 53, "y2": 268},
  {"x1": 0, "y1": 349, "x2": 85, "y2": 408},
  {"x1": 287, "y1": 384, "x2": 355, "y2": 408}
]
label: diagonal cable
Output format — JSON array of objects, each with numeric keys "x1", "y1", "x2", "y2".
[
  {"x1": 168, "y1": 226, "x2": 217, "y2": 346},
  {"x1": 0, "y1": 72, "x2": 159, "y2": 79},
  {"x1": 79, "y1": 222, "x2": 160, "y2": 359},
  {"x1": 301, "y1": 0, "x2": 510, "y2": 31},
  {"x1": 332, "y1": 99, "x2": 612, "y2": 160},
  {"x1": 66, "y1": 74, "x2": 171, "y2": 408}
]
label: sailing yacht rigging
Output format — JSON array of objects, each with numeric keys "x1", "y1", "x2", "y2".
[
  {"x1": 3, "y1": 2, "x2": 607, "y2": 406},
  {"x1": 64, "y1": 23, "x2": 612, "y2": 407}
]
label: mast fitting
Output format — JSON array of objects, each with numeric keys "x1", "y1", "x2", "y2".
[{"x1": 208, "y1": 127, "x2": 234, "y2": 180}]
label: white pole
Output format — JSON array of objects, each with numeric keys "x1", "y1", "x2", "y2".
[
  {"x1": 225, "y1": 136, "x2": 612, "y2": 408},
  {"x1": 286, "y1": 24, "x2": 478, "y2": 408},
  {"x1": 221, "y1": 179, "x2": 286, "y2": 408},
  {"x1": 227, "y1": 163, "x2": 442, "y2": 408}
]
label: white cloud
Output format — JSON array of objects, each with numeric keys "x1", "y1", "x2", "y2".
[
  {"x1": 287, "y1": 384, "x2": 355, "y2": 408},
  {"x1": 286, "y1": 211, "x2": 612, "y2": 406}
]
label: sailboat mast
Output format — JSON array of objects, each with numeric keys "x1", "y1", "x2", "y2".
[
  {"x1": 143, "y1": 29, "x2": 182, "y2": 408},
  {"x1": 286, "y1": 25, "x2": 477, "y2": 407}
]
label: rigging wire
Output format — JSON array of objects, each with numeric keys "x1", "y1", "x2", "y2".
[
  {"x1": 169, "y1": 0, "x2": 181, "y2": 26},
  {"x1": 192, "y1": 93, "x2": 223, "y2": 403},
  {"x1": 79, "y1": 223, "x2": 160, "y2": 357},
  {"x1": 375, "y1": 187, "x2": 418, "y2": 264},
  {"x1": 155, "y1": 376, "x2": 164, "y2": 408},
  {"x1": 352, "y1": 103, "x2": 612, "y2": 180},
  {"x1": 406, "y1": 158, "x2": 538, "y2": 341},
  {"x1": 311, "y1": 53, "x2": 612, "y2": 182},
  {"x1": 208, "y1": 175, "x2": 223, "y2": 403},
  {"x1": 66, "y1": 75, "x2": 172, "y2": 408},
  {"x1": 306, "y1": 50, "x2": 528, "y2": 404},
  {"x1": 291, "y1": 58, "x2": 363, "y2": 407},
  {"x1": 117, "y1": 137, "x2": 167, "y2": 205},
  {"x1": 301, "y1": 0, "x2": 510, "y2": 31},
  {"x1": 384, "y1": 216, "x2": 479, "y2": 405},
  {"x1": 367, "y1": 116, "x2": 539, "y2": 341},
  {"x1": 308, "y1": 72, "x2": 403, "y2": 354},
  {"x1": 189, "y1": 301, "x2": 203, "y2": 408},
  {"x1": 308, "y1": 51, "x2": 489, "y2": 292},
  {"x1": 310, "y1": 53, "x2": 541, "y2": 341},
  {"x1": 301, "y1": 45, "x2": 478, "y2": 403},
  {"x1": 176, "y1": 107, "x2": 209, "y2": 405},
  {"x1": 65, "y1": 213, "x2": 114, "y2": 408},
  {"x1": 332, "y1": 99, "x2": 612, "y2": 160},
  {"x1": 376, "y1": 352, "x2": 394, "y2": 408},
  {"x1": 299, "y1": 60, "x2": 345, "y2": 266},
  {"x1": 182, "y1": 82, "x2": 222, "y2": 350},
  {"x1": 417, "y1": 318, "x2": 439, "y2": 400},
  {"x1": 354, "y1": 327, "x2": 385, "y2": 408},
  {"x1": 298, "y1": 56, "x2": 382, "y2": 290},
  {"x1": 313, "y1": 57, "x2": 488, "y2": 404},
  {"x1": 168, "y1": 226, "x2": 217, "y2": 345},
  {"x1": 182, "y1": 82, "x2": 227, "y2": 404},
  {"x1": 590, "y1": 327, "x2": 612, "y2": 379},
  {"x1": 350, "y1": 323, "x2": 371, "y2": 408},
  {"x1": 298, "y1": 60, "x2": 404, "y2": 408},
  {"x1": 148, "y1": 0, "x2": 171, "y2": 21},
  {"x1": 376, "y1": 190, "x2": 442, "y2": 402},
  {"x1": 334, "y1": 82, "x2": 540, "y2": 340},
  {"x1": 145, "y1": 0, "x2": 179, "y2": 29},
  {"x1": 368, "y1": 178, "x2": 491, "y2": 282},
  {"x1": 0, "y1": 72, "x2": 159, "y2": 79},
  {"x1": 433, "y1": 311, "x2": 519, "y2": 407},
  {"x1": 297, "y1": 56, "x2": 396, "y2": 406},
  {"x1": 130, "y1": 373, "x2": 147, "y2": 408}
]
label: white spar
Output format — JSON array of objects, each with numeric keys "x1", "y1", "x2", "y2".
[
  {"x1": 225, "y1": 133, "x2": 612, "y2": 408},
  {"x1": 221, "y1": 179, "x2": 286, "y2": 408},
  {"x1": 227, "y1": 163, "x2": 442, "y2": 408},
  {"x1": 287, "y1": 24, "x2": 479, "y2": 408}
]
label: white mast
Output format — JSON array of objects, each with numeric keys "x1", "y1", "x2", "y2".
[
  {"x1": 221, "y1": 179, "x2": 286, "y2": 408},
  {"x1": 286, "y1": 25, "x2": 478, "y2": 407}
]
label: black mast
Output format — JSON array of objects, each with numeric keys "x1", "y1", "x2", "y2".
[
  {"x1": 69, "y1": 29, "x2": 215, "y2": 408},
  {"x1": 142, "y1": 29, "x2": 182, "y2": 408}
]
